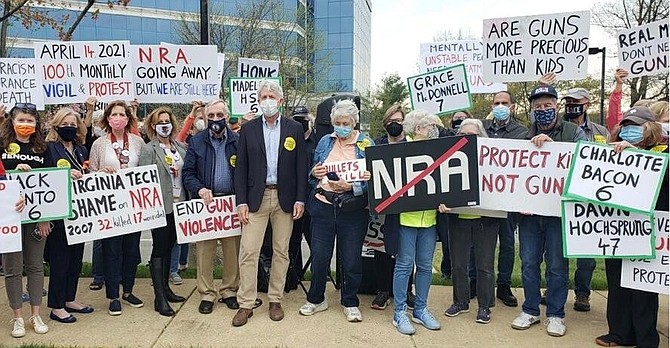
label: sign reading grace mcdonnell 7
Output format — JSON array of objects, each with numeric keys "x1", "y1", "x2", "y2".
[{"x1": 365, "y1": 135, "x2": 479, "y2": 215}]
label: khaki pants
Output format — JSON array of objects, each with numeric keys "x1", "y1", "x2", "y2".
[
  {"x1": 237, "y1": 189, "x2": 294, "y2": 309},
  {"x1": 196, "y1": 236, "x2": 241, "y2": 302}
]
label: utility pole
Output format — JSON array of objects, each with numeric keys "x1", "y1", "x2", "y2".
[{"x1": 200, "y1": 0, "x2": 209, "y2": 45}]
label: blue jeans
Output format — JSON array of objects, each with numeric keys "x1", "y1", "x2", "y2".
[
  {"x1": 102, "y1": 232, "x2": 142, "y2": 300},
  {"x1": 393, "y1": 225, "x2": 437, "y2": 313},
  {"x1": 170, "y1": 243, "x2": 189, "y2": 274},
  {"x1": 306, "y1": 197, "x2": 368, "y2": 307},
  {"x1": 574, "y1": 258, "x2": 595, "y2": 297},
  {"x1": 92, "y1": 240, "x2": 104, "y2": 283},
  {"x1": 497, "y1": 213, "x2": 517, "y2": 286},
  {"x1": 518, "y1": 216, "x2": 568, "y2": 318}
]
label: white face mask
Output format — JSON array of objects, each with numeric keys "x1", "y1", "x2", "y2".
[
  {"x1": 260, "y1": 99, "x2": 279, "y2": 117},
  {"x1": 155, "y1": 123, "x2": 173, "y2": 138},
  {"x1": 93, "y1": 126, "x2": 106, "y2": 138},
  {"x1": 657, "y1": 122, "x2": 670, "y2": 137},
  {"x1": 194, "y1": 119, "x2": 206, "y2": 132}
]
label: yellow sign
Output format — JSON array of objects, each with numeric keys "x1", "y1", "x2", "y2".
[
  {"x1": 6, "y1": 143, "x2": 20, "y2": 155},
  {"x1": 594, "y1": 135, "x2": 607, "y2": 144},
  {"x1": 284, "y1": 137, "x2": 296, "y2": 151},
  {"x1": 56, "y1": 159, "x2": 71, "y2": 168},
  {"x1": 357, "y1": 138, "x2": 372, "y2": 151},
  {"x1": 229, "y1": 154, "x2": 237, "y2": 167}
]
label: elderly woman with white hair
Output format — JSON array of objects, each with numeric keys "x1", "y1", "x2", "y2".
[{"x1": 298, "y1": 99, "x2": 374, "y2": 323}]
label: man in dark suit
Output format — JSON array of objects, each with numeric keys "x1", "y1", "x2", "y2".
[{"x1": 232, "y1": 80, "x2": 308, "y2": 327}]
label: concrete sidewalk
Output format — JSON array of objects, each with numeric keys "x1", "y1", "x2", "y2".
[{"x1": 0, "y1": 278, "x2": 667, "y2": 347}]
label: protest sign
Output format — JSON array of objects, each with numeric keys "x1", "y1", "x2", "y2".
[
  {"x1": 7, "y1": 168, "x2": 72, "y2": 223},
  {"x1": 482, "y1": 11, "x2": 590, "y2": 82},
  {"x1": 65, "y1": 165, "x2": 166, "y2": 245},
  {"x1": 564, "y1": 142, "x2": 668, "y2": 214},
  {"x1": 562, "y1": 201, "x2": 655, "y2": 258},
  {"x1": 0, "y1": 58, "x2": 44, "y2": 110},
  {"x1": 228, "y1": 77, "x2": 282, "y2": 117},
  {"x1": 237, "y1": 58, "x2": 280, "y2": 78},
  {"x1": 132, "y1": 44, "x2": 219, "y2": 103},
  {"x1": 617, "y1": 20, "x2": 669, "y2": 78},
  {"x1": 0, "y1": 181, "x2": 22, "y2": 253},
  {"x1": 366, "y1": 135, "x2": 479, "y2": 215},
  {"x1": 321, "y1": 159, "x2": 366, "y2": 184},
  {"x1": 419, "y1": 40, "x2": 506, "y2": 94},
  {"x1": 173, "y1": 196, "x2": 242, "y2": 244},
  {"x1": 364, "y1": 215, "x2": 385, "y2": 253},
  {"x1": 476, "y1": 138, "x2": 575, "y2": 217},
  {"x1": 621, "y1": 211, "x2": 670, "y2": 294},
  {"x1": 217, "y1": 53, "x2": 226, "y2": 84},
  {"x1": 34, "y1": 41, "x2": 133, "y2": 104},
  {"x1": 407, "y1": 65, "x2": 472, "y2": 116}
]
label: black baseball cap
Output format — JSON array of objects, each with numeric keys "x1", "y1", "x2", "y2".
[
  {"x1": 528, "y1": 85, "x2": 558, "y2": 101},
  {"x1": 292, "y1": 106, "x2": 309, "y2": 118}
]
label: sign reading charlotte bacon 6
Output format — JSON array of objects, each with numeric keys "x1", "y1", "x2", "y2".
[
  {"x1": 621, "y1": 211, "x2": 670, "y2": 295},
  {"x1": 0, "y1": 181, "x2": 22, "y2": 253},
  {"x1": 64, "y1": 165, "x2": 166, "y2": 245},
  {"x1": 7, "y1": 167, "x2": 72, "y2": 223},
  {"x1": 173, "y1": 196, "x2": 241, "y2": 244}
]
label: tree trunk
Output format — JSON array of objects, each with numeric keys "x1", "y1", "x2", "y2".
[{"x1": 0, "y1": 0, "x2": 10, "y2": 58}]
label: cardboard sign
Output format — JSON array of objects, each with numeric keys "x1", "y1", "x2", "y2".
[
  {"x1": 476, "y1": 138, "x2": 575, "y2": 217},
  {"x1": 364, "y1": 215, "x2": 386, "y2": 253},
  {"x1": 419, "y1": 40, "x2": 506, "y2": 94},
  {"x1": 173, "y1": 196, "x2": 242, "y2": 244},
  {"x1": 0, "y1": 58, "x2": 45, "y2": 110},
  {"x1": 132, "y1": 44, "x2": 219, "y2": 103},
  {"x1": 228, "y1": 77, "x2": 282, "y2": 117},
  {"x1": 7, "y1": 168, "x2": 72, "y2": 223},
  {"x1": 407, "y1": 64, "x2": 472, "y2": 116},
  {"x1": 564, "y1": 142, "x2": 668, "y2": 214},
  {"x1": 617, "y1": 20, "x2": 669, "y2": 78},
  {"x1": 64, "y1": 165, "x2": 166, "y2": 245},
  {"x1": 0, "y1": 181, "x2": 22, "y2": 253},
  {"x1": 621, "y1": 211, "x2": 670, "y2": 294},
  {"x1": 482, "y1": 11, "x2": 590, "y2": 82},
  {"x1": 237, "y1": 58, "x2": 280, "y2": 78},
  {"x1": 562, "y1": 201, "x2": 655, "y2": 258},
  {"x1": 217, "y1": 53, "x2": 226, "y2": 84},
  {"x1": 321, "y1": 159, "x2": 366, "y2": 184},
  {"x1": 366, "y1": 135, "x2": 479, "y2": 215},
  {"x1": 34, "y1": 41, "x2": 133, "y2": 104}
]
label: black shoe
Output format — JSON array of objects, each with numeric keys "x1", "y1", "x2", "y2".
[
  {"x1": 50, "y1": 311, "x2": 76, "y2": 323},
  {"x1": 469, "y1": 279, "x2": 477, "y2": 300},
  {"x1": 164, "y1": 287, "x2": 186, "y2": 303},
  {"x1": 496, "y1": 285, "x2": 518, "y2": 307},
  {"x1": 371, "y1": 291, "x2": 389, "y2": 310},
  {"x1": 161, "y1": 257, "x2": 185, "y2": 303},
  {"x1": 65, "y1": 305, "x2": 94, "y2": 314},
  {"x1": 407, "y1": 291, "x2": 417, "y2": 309},
  {"x1": 540, "y1": 290, "x2": 547, "y2": 306},
  {"x1": 574, "y1": 294, "x2": 591, "y2": 312},
  {"x1": 108, "y1": 299, "x2": 122, "y2": 316},
  {"x1": 122, "y1": 293, "x2": 144, "y2": 308},
  {"x1": 218, "y1": 296, "x2": 240, "y2": 310},
  {"x1": 199, "y1": 300, "x2": 214, "y2": 314},
  {"x1": 253, "y1": 298, "x2": 263, "y2": 309},
  {"x1": 150, "y1": 257, "x2": 175, "y2": 317}
]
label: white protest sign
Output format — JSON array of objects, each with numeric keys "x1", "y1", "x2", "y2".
[
  {"x1": 7, "y1": 168, "x2": 72, "y2": 223},
  {"x1": 132, "y1": 44, "x2": 219, "y2": 103},
  {"x1": 34, "y1": 41, "x2": 133, "y2": 104},
  {"x1": 364, "y1": 215, "x2": 385, "y2": 253},
  {"x1": 419, "y1": 40, "x2": 506, "y2": 94},
  {"x1": 65, "y1": 165, "x2": 166, "y2": 245},
  {"x1": 173, "y1": 196, "x2": 241, "y2": 244},
  {"x1": 0, "y1": 58, "x2": 45, "y2": 110},
  {"x1": 0, "y1": 181, "x2": 22, "y2": 253},
  {"x1": 562, "y1": 201, "x2": 654, "y2": 258},
  {"x1": 217, "y1": 53, "x2": 226, "y2": 84},
  {"x1": 621, "y1": 211, "x2": 670, "y2": 295},
  {"x1": 483, "y1": 11, "x2": 590, "y2": 82},
  {"x1": 476, "y1": 137, "x2": 575, "y2": 216},
  {"x1": 617, "y1": 20, "x2": 669, "y2": 78},
  {"x1": 321, "y1": 159, "x2": 366, "y2": 184},
  {"x1": 407, "y1": 64, "x2": 471, "y2": 116},
  {"x1": 228, "y1": 77, "x2": 282, "y2": 117},
  {"x1": 564, "y1": 142, "x2": 668, "y2": 214},
  {"x1": 237, "y1": 57, "x2": 280, "y2": 78}
]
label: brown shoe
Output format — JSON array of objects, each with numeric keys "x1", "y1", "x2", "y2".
[
  {"x1": 269, "y1": 302, "x2": 284, "y2": 321},
  {"x1": 232, "y1": 308, "x2": 253, "y2": 327}
]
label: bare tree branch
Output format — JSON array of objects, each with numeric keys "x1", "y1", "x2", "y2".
[
  {"x1": 62, "y1": 0, "x2": 94, "y2": 41},
  {"x1": 0, "y1": 0, "x2": 29, "y2": 23}
]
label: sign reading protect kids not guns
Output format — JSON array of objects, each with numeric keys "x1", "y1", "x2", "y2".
[
  {"x1": 0, "y1": 58, "x2": 45, "y2": 110},
  {"x1": 64, "y1": 165, "x2": 166, "y2": 245},
  {"x1": 617, "y1": 19, "x2": 669, "y2": 78},
  {"x1": 407, "y1": 64, "x2": 472, "y2": 116},
  {"x1": 621, "y1": 211, "x2": 670, "y2": 295},
  {"x1": 0, "y1": 181, "x2": 22, "y2": 253},
  {"x1": 7, "y1": 168, "x2": 72, "y2": 223},
  {"x1": 173, "y1": 196, "x2": 242, "y2": 244}
]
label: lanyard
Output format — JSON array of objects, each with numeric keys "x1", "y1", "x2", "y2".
[{"x1": 110, "y1": 132, "x2": 130, "y2": 169}]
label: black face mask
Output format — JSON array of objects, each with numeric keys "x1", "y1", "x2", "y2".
[
  {"x1": 208, "y1": 119, "x2": 227, "y2": 134},
  {"x1": 565, "y1": 104, "x2": 585, "y2": 120},
  {"x1": 452, "y1": 119, "x2": 463, "y2": 129},
  {"x1": 385, "y1": 122, "x2": 403, "y2": 137},
  {"x1": 437, "y1": 125, "x2": 451, "y2": 138},
  {"x1": 294, "y1": 118, "x2": 310, "y2": 133},
  {"x1": 56, "y1": 126, "x2": 77, "y2": 142}
]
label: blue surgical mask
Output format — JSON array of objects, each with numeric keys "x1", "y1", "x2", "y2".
[
  {"x1": 334, "y1": 125, "x2": 352, "y2": 138},
  {"x1": 533, "y1": 108, "x2": 557, "y2": 126},
  {"x1": 492, "y1": 105, "x2": 510, "y2": 121},
  {"x1": 619, "y1": 125, "x2": 644, "y2": 144}
]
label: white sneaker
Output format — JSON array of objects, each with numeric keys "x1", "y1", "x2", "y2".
[
  {"x1": 545, "y1": 317, "x2": 567, "y2": 337},
  {"x1": 344, "y1": 306, "x2": 362, "y2": 322},
  {"x1": 10, "y1": 318, "x2": 25, "y2": 338},
  {"x1": 299, "y1": 301, "x2": 329, "y2": 316},
  {"x1": 511, "y1": 312, "x2": 540, "y2": 330},
  {"x1": 28, "y1": 315, "x2": 48, "y2": 334}
]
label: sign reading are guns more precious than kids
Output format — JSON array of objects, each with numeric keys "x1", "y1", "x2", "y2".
[
  {"x1": 621, "y1": 211, "x2": 670, "y2": 295},
  {"x1": 562, "y1": 201, "x2": 655, "y2": 258},
  {"x1": 617, "y1": 19, "x2": 669, "y2": 78},
  {"x1": 482, "y1": 11, "x2": 590, "y2": 82},
  {"x1": 0, "y1": 181, "x2": 22, "y2": 253},
  {"x1": 64, "y1": 165, "x2": 166, "y2": 245},
  {"x1": 419, "y1": 40, "x2": 506, "y2": 94},
  {"x1": 229, "y1": 77, "x2": 282, "y2": 117},
  {"x1": 34, "y1": 41, "x2": 133, "y2": 104},
  {"x1": 407, "y1": 64, "x2": 472, "y2": 116},
  {"x1": 321, "y1": 159, "x2": 366, "y2": 184},
  {"x1": 173, "y1": 196, "x2": 242, "y2": 244},
  {"x1": 564, "y1": 142, "x2": 668, "y2": 214},
  {"x1": 0, "y1": 58, "x2": 45, "y2": 110},
  {"x1": 7, "y1": 168, "x2": 72, "y2": 223},
  {"x1": 237, "y1": 57, "x2": 280, "y2": 78}
]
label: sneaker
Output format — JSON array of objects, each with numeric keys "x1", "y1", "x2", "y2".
[
  {"x1": 28, "y1": 315, "x2": 48, "y2": 334},
  {"x1": 511, "y1": 312, "x2": 540, "y2": 330},
  {"x1": 122, "y1": 293, "x2": 144, "y2": 308},
  {"x1": 540, "y1": 289, "x2": 547, "y2": 305},
  {"x1": 393, "y1": 310, "x2": 416, "y2": 335},
  {"x1": 545, "y1": 317, "x2": 567, "y2": 337},
  {"x1": 412, "y1": 307, "x2": 441, "y2": 330},
  {"x1": 21, "y1": 292, "x2": 30, "y2": 302},
  {"x1": 10, "y1": 318, "x2": 25, "y2": 338},
  {"x1": 371, "y1": 291, "x2": 389, "y2": 310},
  {"x1": 444, "y1": 303, "x2": 469, "y2": 317},
  {"x1": 169, "y1": 272, "x2": 183, "y2": 285},
  {"x1": 475, "y1": 307, "x2": 491, "y2": 324},
  {"x1": 343, "y1": 306, "x2": 362, "y2": 322},
  {"x1": 573, "y1": 294, "x2": 591, "y2": 312},
  {"x1": 299, "y1": 301, "x2": 328, "y2": 316},
  {"x1": 406, "y1": 291, "x2": 416, "y2": 309},
  {"x1": 108, "y1": 299, "x2": 122, "y2": 316}
]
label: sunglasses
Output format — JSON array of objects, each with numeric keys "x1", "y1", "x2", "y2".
[{"x1": 15, "y1": 103, "x2": 37, "y2": 110}]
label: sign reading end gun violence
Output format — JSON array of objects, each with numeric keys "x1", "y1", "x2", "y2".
[
  {"x1": 65, "y1": 165, "x2": 166, "y2": 245},
  {"x1": 229, "y1": 77, "x2": 282, "y2": 117},
  {"x1": 407, "y1": 64, "x2": 472, "y2": 116},
  {"x1": 7, "y1": 168, "x2": 72, "y2": 223},
  {"x1": 0, "y1": 181, "x2": 22, "y2": 254},
  {"x1": 366, "y1": 135, "x2": 479, "y2": 215},
  {"x1": 621, "y1": 211, "x2": 669, "y2": 295},
  {"x1": 564, "y1": 142, "x2": 668, "y2": 214},
  {"x1": 173, "y1": 196, "x2": 242, "y2": 244},
  {"x1": 617, "y1": 19, "x2": 669, "y2": 78}
]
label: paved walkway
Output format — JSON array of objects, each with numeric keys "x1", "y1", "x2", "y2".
[{"x1": 0, "y1": 278, "x2": 667, "y2": 347}]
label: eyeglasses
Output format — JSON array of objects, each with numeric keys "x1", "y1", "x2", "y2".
[{"x1": 14, "y1": 103, "x2": 37, "y2": 110}]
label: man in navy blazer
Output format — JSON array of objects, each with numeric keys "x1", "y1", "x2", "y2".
[{"x1": 233, "y1": 80, "x2": 308, "y2": 327}]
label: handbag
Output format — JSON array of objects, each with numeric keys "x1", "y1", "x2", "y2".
[{"x1": 315, "y1": 187, "x2": 368, "y2": 212}]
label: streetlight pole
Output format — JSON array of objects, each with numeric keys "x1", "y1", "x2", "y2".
[
  {"x1": 589, "y1": 47, "x2": 606, "y2": 125},
  {"x1": 200, "y1": 0, "x2": 209, "y2": 45}
]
